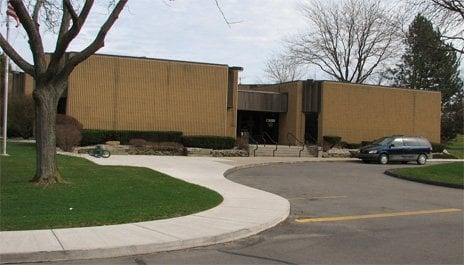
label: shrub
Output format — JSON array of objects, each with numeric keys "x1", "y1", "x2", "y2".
[
  {"x1": 361, "y1": 141, "x2": 372, "y2": 147},
  {"x1": 55, "y1": 114, "x2": 82, "y2": 152},
  {"x1": 341, "y1": 142, "x2": 362, "y2": 149},
  {"x1": 80, "y1": 130, "x2": 183, "y2": 146},
  {"x1": 129, "y1": 138, "x2": 147, "y2": 147},
  {"x1": 128, "y1": 142, "x2": 186, "y2": 156},
  {"x1": 431, "y1": 142, "x2": 446, "y2": 153},
  {"x1": 182, "y1": 136, "x2": 235, "y2": 150},
  {"x1": 323, "y1": 136, "x2": 342, "y2": 149},
  {"x1": 56, "y1": 124, "x2": 82, "y2": 152},
  {"x1": 56, "y1": 114, "x2": 83, "y2": 130},
  {"x1": 8, "y1": 96, "x2": 34, "y2": 139}
]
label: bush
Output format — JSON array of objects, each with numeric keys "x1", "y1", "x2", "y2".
[
  {"x1": 340, "y1": 142, "x2": 362, "y2": 149},
  {"x1": 56, "y1": 114, "x2": 83, "y2": 130},
  {"x1": 182, "y1": 136, "x2": 235, "y2": 150},
  {"x1": 431, "y1": 142, "x2": 446, "y2": 153},
  {"x1": 128, "y1": 142, "x2": 186, "y2": 156},
  {"x1": 8, "y1": 96, "x2": 34, "y2": 139},
  {"x1": 55, "y1": 114, "x2": 82, "y2": 152},
  {"x1": 323, "y1": 136, "x2": 342, "y2": 149},
  {"x1": 129, "y1": 138, "x2": 147, "y2": 147},
  {"x1": 361, "y1": 141, "x2": 372, "y2": 147},
  {"x1": 56, "y1": 124, "x2": 82, "y2": 152},
  {"x1": 80, "y1": 130, "x2": 183, "y2": 146}
]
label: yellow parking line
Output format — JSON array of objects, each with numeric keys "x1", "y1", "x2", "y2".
[
  {"x1": 311, "y1": 195, "x2": 347, "y2": 199},
  {"x1": 296, "y1": 208, "x2": 462, "y2": 223},
  {"x1": 290, "y1": 195, "x2": 347, "y2": 201}
]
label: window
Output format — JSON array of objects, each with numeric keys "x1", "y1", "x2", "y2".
[
  {"x1": 390, "y1": 138, "x2": 404, "y2": 147},
  {"x1": 403, "y1": 138, "x2": 420, "y2": 146}
]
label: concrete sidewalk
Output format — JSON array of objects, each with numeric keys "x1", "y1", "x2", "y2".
[
  {"x1": 1, "y1": 156, "x2": 461, "y2": 264},
  {"x1": 0, "y1": 156, "x2": 292, "y2": 264}
]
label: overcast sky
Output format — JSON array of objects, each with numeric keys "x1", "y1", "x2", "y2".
[
  {"x1": 3, "y1": 0, "x2": 320, "y2": 83},
  {"x1": 2, "y1": 0, "x2": 462, "y2": 83}
]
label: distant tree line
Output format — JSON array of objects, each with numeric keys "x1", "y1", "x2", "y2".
[{"x1": 265, "y1": 0, "x2": 463, "y2": 142}]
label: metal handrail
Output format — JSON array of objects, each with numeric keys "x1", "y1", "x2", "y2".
[
  {"x1": 287, "y1": 132, "x2": 305, "y2": 157},
  {"x1": 248, "y1": 135, "x2": 260, "y2": 157},
  {"x1": 263, "y1": 132, "x2": 278, "y2": 157}
]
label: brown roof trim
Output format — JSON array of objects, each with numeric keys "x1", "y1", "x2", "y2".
[
  {"x1": 320, "y1": 80, "x2": 442, "y2": 94},
  {"x1": 61, "y1": 52, "x2": 239, "y2": 68},
  {"x1": 242, "y1": 80, "x2": 441, "y2": 94},
  {"x1": 229, "y1": 66, "x2": 244, "y2": 71}
]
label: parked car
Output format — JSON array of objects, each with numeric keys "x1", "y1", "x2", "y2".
[{"x1": 358, "y1": 136, "x2": 432, "y2": 165}]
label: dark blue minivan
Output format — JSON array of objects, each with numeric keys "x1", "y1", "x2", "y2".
[{"x1": 358, "y1": 136, "x2": 432, "y2": 165}]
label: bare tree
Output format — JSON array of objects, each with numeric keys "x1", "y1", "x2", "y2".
[
  {"x1": 264, "y1": 54, "x2": 304, "y2": 83},
  {"x1": 406, "y1": 0, "x2": 464, "y2": 54},
  {"x1": 0, "y1": 0, "x2": 128, "y2": 185},
  {"x1": 287, "y1": 0, "x2": 400, "y2": 84}
]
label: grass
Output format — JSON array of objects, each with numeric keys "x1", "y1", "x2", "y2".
[
  {"x1": 390, "y1": 162, "x2": 464, "y2": 187},
  {"x1": 0, "y1": 143, "x2": 223, "y2": 231},
  {"x1": 446, "y1": 135, "x2": 464, "y2": 159}
]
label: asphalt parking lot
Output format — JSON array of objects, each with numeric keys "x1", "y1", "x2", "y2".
[{"x1": 34, "y1": 161, "x2": 463, "y2": 265}]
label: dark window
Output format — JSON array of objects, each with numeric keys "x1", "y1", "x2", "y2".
[
  {"x1": 57, "y1": 97, "x2": 67, "y2": 114},
  {"x1": 227, "y1": 70, "x2": 234, "y2": 109}
]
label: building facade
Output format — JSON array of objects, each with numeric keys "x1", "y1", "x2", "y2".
[
  {"x1": 238, "y1": 81, "x2": 441, "y2": 144},
  {"x1": 14, "y1": 54, "x2": 441, "y2": 144}
]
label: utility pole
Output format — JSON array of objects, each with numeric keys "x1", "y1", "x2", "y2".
[{"x1": 2, "y1": 17, "x2": 10, "y2": 156}]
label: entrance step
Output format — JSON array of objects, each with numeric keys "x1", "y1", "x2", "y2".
[{"x1": 250, "y1": 145, "x2": 316, "y2": 157}]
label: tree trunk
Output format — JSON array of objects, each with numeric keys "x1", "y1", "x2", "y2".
[{"x1": 30, "y1": 84, "x2": 63, "y2": 185}]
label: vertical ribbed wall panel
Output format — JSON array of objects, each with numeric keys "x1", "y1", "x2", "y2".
[
  {"x1": 320, "y1": 82, "x2": 441, "y2": 143},
  {"x1": 68, "y1": 56, "x2": 117, "y2": 130},
  {"x1": 67, "y1": 55, "x2": 230, "y2": 136}
]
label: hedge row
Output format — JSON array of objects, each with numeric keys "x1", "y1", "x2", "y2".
[
  {"x1": 182, "y1": 136, "x2": 235, "y2": 150},
  {"x1": 81, "y1": 130, "x2": 183, "y2": 146},
  {"x1": 81, "y1": 130, "x2": 236, "y2": 149}
]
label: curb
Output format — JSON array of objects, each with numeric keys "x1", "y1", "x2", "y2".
[
  {"x1": 0, "y1": 157, "x2": 290, "y2": 264},
  {"x1": 384, "y1": 170, "x2": 463, "y2": 189},
  {"x1": 0, "y1": 213, "x2": 288, "y2": 264},
  {"x1": 223, "y1": 158, "x2": 358, "y2": 176}
]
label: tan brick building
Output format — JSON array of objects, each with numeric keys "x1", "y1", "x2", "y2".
[
  {"x1": 238, "y1": 81, "x2": 441, "y2": 144},
  {"x1": 14, "y1": 54, "x2": 441, "y2": 144}
]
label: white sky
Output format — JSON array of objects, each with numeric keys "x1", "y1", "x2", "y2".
[
  {"x1": 2, "y1": 0, "x2": 462, "y2": 83},
  {"x1": 3, "y1": 0, "x2": 320, "y2": 83}
]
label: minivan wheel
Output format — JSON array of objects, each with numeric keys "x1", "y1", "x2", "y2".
[
  {"x1": 379, "y1": 154, "x2": 389, "y2": 165},
  {"x1": 417, "y1": 154, "x2": 427, "y2": 165}
]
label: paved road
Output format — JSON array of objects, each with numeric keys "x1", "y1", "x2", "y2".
[{"x1": 31, "y1": 162, "x2": 463, "y2": 265}]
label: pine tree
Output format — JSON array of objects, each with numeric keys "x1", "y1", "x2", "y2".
[{"x1": 393, "y1": 14, "x2": 463, "y2": 141}]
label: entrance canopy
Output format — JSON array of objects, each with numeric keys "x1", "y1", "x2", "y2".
[{"x1": 238, "y1": 90, "x2": 288, "y2": 113}]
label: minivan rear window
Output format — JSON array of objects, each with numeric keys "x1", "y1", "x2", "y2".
[{"x1": 404, "y1": 138, "x2": 420, "y2": 146}]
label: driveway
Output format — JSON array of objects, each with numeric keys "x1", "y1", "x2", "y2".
[{"x1": 30, "y1": 161, "x2": 464, "y2": 265}]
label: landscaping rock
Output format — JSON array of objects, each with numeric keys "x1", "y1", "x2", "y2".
[
  {"x1": 106, "y1": 141, "x2": 121, "y2": 146},
  {"x1": 211, "y1": 149, "x2": 249, "y2": 157},
  {"x1": 187, "y1": 148, "x2": 213, "y2": 156},
  {"x1": 323, "y1": 148, "x2": 358, "y2": 158},
  {"x1": 128, "y1": 144, "x2": 186, "y2": 156}
]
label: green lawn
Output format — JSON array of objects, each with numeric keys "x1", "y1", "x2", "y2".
[
  {"x1": 0, "y1": 143, "x2": 223, "y2": 231},
  {"x1": 446, "y1": 135, "x2": 464, "y2": 159},
  {"x1": 390, "y1": 162, "x2": 464, "y2": 187}
]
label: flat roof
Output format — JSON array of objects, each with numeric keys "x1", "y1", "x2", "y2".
[
  {"x1": 65, "y1": 52, "x2": 242, "y2": 69},
  {"x1": 241, "y1": 80, "x2": 441, "y2": 94}
]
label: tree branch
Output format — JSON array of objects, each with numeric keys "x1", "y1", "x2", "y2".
[
  {"x1": 47, "y1": 0, "x2": 95, "y2": 77},
  {"x1": 0, "y1": 34, "x2": 35, "y2": 76},
  {"x1": 10, "y1": 0, "x2": 46, "y2": 74},
  {"x1": 32, "y1": 0, "x2": 44, "y2": 24},
  {"x1": 61, "y1": 0, "x2": 128, "y2": 77}
]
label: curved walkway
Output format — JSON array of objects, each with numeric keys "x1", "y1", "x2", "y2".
[{"x1": 0, "y1": 155, "x2": 291, "y2": 264}]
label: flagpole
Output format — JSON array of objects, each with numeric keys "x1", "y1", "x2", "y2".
[{"x1": 2, "y1": 17, "x2": 10, "y2": 156}]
